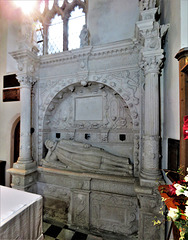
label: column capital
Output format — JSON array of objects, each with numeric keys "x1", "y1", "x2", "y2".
[
  {"x1": 140, "y1": 51, "x2": 164, "y2": 74},
  {"x1": 17, "y1": 74, "x2": 37, "y2": 87}
]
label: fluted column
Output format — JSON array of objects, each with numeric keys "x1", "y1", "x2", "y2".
[{"x1": 140, "y1": 53, "x2": 163, "y2": 186}]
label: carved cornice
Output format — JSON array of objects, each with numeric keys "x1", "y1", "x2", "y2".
[
  {"x1": 10, "y1": 49, "x2": 39, "y2": 62},
  {"x1": 40, "y1": 46, "x2": 92, "y2": 66},
  {"x1": 10, "y1": 49, "x2": 40, "y2": 84},
  {"x1": 136, "y1": 5, "x2": 169, "y2": 54},
  {"x1": 91, "y1": 39, "x2": 139, "y2": 58},
  {"x1": 136, "y1": 20, "x2": 161, "y2": 51},
  {"x1": 40, "y1": 39, "x2": 139, "y2": 67},
  {"x1": 136, "y1": 3, "x2": 168, "y2": 75}
]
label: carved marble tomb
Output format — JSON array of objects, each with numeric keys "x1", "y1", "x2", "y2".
[{"x1": 8, "y1": 0, "x2": 169, "y2": 239}]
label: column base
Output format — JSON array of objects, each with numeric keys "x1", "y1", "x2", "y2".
[
  {"x1": 13, "y1": 160, "x2": 37, "y2": 170},
  {"x1": 7, "y1": 161, "x2": 37, "y2": 191},
  {"x1": 140, "y1": 169, "x2": 162, "y2": 187}
]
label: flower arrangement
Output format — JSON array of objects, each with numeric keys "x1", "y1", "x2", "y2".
[{"x1": 157, "y1": 168, "x2": 188, "y2": 240}]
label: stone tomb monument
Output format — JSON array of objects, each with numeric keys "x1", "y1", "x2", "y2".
[
  {"x1": 8, "y1": 0, "x2": 169, "y2": 239},
  {"x1": 37, "y1": 82, "x2": 139, "y2": 237}
]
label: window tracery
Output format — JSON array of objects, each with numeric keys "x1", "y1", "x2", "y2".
[{"x1": 35, "y1": 0, "x2": 87, "y2": 55}]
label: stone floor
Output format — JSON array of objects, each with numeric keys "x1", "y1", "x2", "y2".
[
  {"x1": 43, "y1": 221, "x2": 138, "y2": 240},
  {"x1": 43, "y1": 221, "x2": 103, "y2": 240}
]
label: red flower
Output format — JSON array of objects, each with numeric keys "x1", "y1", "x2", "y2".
[
  {"x1": 176, "y1": 180, "x2": 186, "y2": 184},
  {"x1": 168, "y1": 184, "x2": 177, "y2": 196}
]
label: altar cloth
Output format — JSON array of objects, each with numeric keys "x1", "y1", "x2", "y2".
[{"x1": 0, "y1": 185, "x2": 43, "y2": 240}]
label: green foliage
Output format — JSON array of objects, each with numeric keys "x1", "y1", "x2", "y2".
[{"x1": 174, "y1": 219, "x2": 188, "y2": 239}]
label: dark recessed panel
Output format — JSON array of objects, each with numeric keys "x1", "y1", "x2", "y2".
[
  {"x1": 3, "y1": 74, "x2": 20, "y2": 88},
  {"x1": 3, "y1": 88, "x2": 20, "y2": 102},
  {"x1": 168, "y1": 138, "x2": 180, "y2": 171}
]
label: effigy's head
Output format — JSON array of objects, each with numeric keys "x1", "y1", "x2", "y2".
[{"x1": 45, "y1": 139, "x2": 55, "y2": 149}]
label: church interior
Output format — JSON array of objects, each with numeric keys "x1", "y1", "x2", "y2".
[{"x1": 0, "y1": 0, "x2": 188, "y2": 239}]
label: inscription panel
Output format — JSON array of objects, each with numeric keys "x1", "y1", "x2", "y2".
[{"x1": 75, "y1": 96, "x2": 103, "y2": 121}]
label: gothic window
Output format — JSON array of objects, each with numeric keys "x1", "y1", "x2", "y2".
[
  {"x1": 68, "y1": 6, "x2": 85, "y2": 50},
  {"x1": 48, "y1": 15, "x2": 63, "y2": 54},
  {"x1": 35, "y1": 0, "x2": 87, "y2": 55}
]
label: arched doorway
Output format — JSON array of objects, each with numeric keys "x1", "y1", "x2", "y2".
[
  {"x1": 10, "y1": 117, "x2": 20, "y2": 168},
  {"x1": 10, "y1": 117, "x2": 20, "y2": 186},
  {"x1": 14, "y1": 121, "x2": 20, "y2": 163}
]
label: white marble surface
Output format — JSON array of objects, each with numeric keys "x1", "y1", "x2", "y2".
[
  {"x1": 0, "y1": 186, "x2": 41, "y2": 226},
  {"x1": 0, "y1": 186, "x2": 43, "y2": 240}
]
